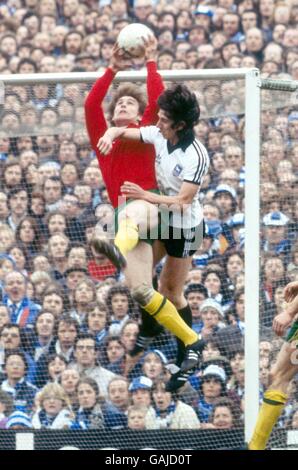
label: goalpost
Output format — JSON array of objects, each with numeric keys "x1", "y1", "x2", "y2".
[{"x1": 0, "y1": 68, "x2": 297, "y2": 450}]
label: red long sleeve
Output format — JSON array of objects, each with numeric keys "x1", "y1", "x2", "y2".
[
  {"x1": 84, "y1": 62, "x2": 164, "y2": 208},
  {"x1": 84, "y1": 67, "x2": 115, "y2": 148},
  {"x1": 142, "y1": 61, "x2": 165, "y2": 125}
]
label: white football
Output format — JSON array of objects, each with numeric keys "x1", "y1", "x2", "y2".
[{"x1": 117, "y1": 23, "x2": 153, "y2": 58}]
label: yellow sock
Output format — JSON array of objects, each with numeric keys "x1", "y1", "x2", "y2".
[
  {"x1": 115, "y1": 218, "x2": 139, "y2": 256},
  {"x1": 143, "y1": 290, "x2": 198, "y2": 346},
  {"x1": 249, "y1": 389, "x2": 287, "y2": 450}
]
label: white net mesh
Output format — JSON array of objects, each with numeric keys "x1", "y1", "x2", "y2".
[
  {"x1": 0, "y1": 70, "x2": 296, "y2": 450},
  {"x1": 259, "y1": 83, "x2": 298, "y2": 450}
]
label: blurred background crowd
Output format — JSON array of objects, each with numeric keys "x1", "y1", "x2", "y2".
[{"x1": 0, "y1": 0, "x2": 297, "y2": 438}]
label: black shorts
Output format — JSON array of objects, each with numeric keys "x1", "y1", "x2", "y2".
[{"x1": 159, "y1": 219, "x2": 204, "y2": 258}]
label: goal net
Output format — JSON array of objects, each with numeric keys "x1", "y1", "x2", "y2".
[
  {"x1": 259, "y1": 78, "x2": 298, "y2": 450},
  {"x1": 0, "y1": 69, "x2": 296, "y2": 450}
]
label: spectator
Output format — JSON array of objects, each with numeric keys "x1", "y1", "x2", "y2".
[
  {"x1": 133, "y1": 0, "x2": 153, "y2": 22},
  {"x1": 127, "y1": 404, "x2": 148, "y2": 430},
  {"x1": 71, "y1": 377, "x2": 105, "y2": 429},
  {"x1": 0, "y1": 324, "x2": 35, "y2": 382},
  {"x1": 196, "y1": 364, "x2": 228, "y2": 424},
  {"x1": 70, "y1": 333, "x2": 115, "y2": 399},
  {"x1": 15, "y1": 216, "x2": 44, "y2": 257},
  {"x1": 194, "y1": 5, "x2": 213, "y2": 32},
  {"x1": 47, "y1": 233, "x2": 70, "y2": 282},
  {"x1": 23, "y1": 310, "x2": 56, "y2": 364},
  {"x1": 145, "y1": 378, "x2": 200, "y2": 429},
  {"x1": 5, "y1": 410, "x2": 32, "y2": 429},
  {"x1": 141, "y1": 350, "x2": 168, "y2": 382},
  {"x1": 207, "y1": 397, "x2": 242, "y2": 429},
  {"x1": 198, "y1": 299, "x2": 225, "y2": 339},
  {"x1": 41, "y1": 286, "x2": 68, "y2": 319},
  {"x1": 7, "y1": 187, "x2": 29, "y2": 232},
  {"x1": 2, "y1": 271, "x2": 41, "y2": 332},
  {"x1": 45, "y1": 211, "x2": 67, "y2": 238},
  {"x1": 120, "y1": 320, "x2": 139, "y2": 358},
  {"x1": 65, "y1": 267, "x2": 88, "y2": 300},
  {"x1": 106, "y1": 285, "x2": 134, "y2": 336},
  {"x1": 0, "y1": 389, "x2": 14, "y2": 429},
  {"x1": 32, "y1": 382, "x2": 73, "y2": 429},
  {"x1": 101, "y1": 336, "x2": 125, "y2": 374},
  {"x1": 213, "y1": 184, "x2": 237, "y2": 224},
  {"x1": 70, "y1": 279, "x2": 97, "y2": 325},
  {"x1": 45, "y1": 353, "x2": 68, "y2": 384},
  {"x1": 102, "y1": 376, "x2": 129, "y2": 429},
  {"x1": 262, "y1": 211, "x2": 291, "y2": 263},
  {"x1": 202, "y1": 339, "x2": 221, "y2": 363},
  {"x1": 202, "y1": 269, "x2": 231, "y2": 307},
  {"x1": 128, "y1": 375, "x2": 153, "y2": 408},
  {"x1": 1, "y1": 349, "x2": 38, "y2": 414},
  {"x1": 184, "y1": 283, "x2": 208, "y2": 334},
  {"x1": 224, "y1": 250, "x2": 244, "y2": 289},
  {"x1": 30, "y1": 271, "x2": 52, "y2": 303},
  {"x1": 60, "y1": 368, "x2": 80, "y2": 411},
  {"x1": 0, "y1": 305, "x2": 10, "y2": 331},
  {"x1": 2, "y1": 160, "x2": 24, "y2": 193},
  {"x1": 0, "y1": 256, "x2": 15, "y2": 296},
  {"x1": 82, "y1": 302, "x2": 109, "y2": 350},
  {"x1": 53, "y1": 316, "x2": 79, "y2": 363},
  {"x1": 60, "y1": 193, "x2": 86, "y2": 243}
]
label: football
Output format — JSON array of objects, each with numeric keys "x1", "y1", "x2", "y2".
[{"x1": 116, "y1": 23, "x2": 153, "y2": 58}]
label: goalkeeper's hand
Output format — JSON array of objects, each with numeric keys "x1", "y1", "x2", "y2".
[
  {"x1": 143, "y1": 34, "x2": 158, "y2": 62},
  {"x1": 109, "y1": 44, "x2": 132, "y2": 73}
]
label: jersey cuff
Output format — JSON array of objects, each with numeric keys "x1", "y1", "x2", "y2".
[{"x1": 183, "y1": 179, "x2": 201, "y2": 186}]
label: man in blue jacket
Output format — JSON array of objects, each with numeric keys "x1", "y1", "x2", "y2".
[{"x1": 2, "y1": 270, "x2": 41, "y2": 332}]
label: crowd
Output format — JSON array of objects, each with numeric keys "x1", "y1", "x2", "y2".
[{"x1": 0, "y1": 0, "x2": 297, "y2": 439}]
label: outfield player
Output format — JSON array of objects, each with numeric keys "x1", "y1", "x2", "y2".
[
  {"x1": 97, "y1": 83, "x2": 210, "y2": 387},
  {"x1": 249, "y1": 280, "x2": 298, "y2": 450},
  {"x1": 85, "y1": 39, "x2": 204, "y2": 378}
]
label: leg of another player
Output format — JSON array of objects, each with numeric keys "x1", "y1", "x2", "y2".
[
  {"x1": 91, "y1": 199, "x2": 158, "y2": 270},
  {"x1": 115, "y1": 199, "x2": 158, "y2": 257},
  {"x1": 150, "y1": 254, "x2": 204, "y2": 371},
  {"x1": 249, "y1": 341, "x2": 298, "y2": 450},
  {"x1": 128, "y1": 250, "x2": 202, "y2": 372},
  {"x1": 154, "y1": 252, "x2": 205, "y2": 389},
  {"x1": 158, "y1": 254, "x2": 194, "y2": 366},
  {"x1": 123, "y1": 241, "x2": 155, "y2": 374},
  {"x1": 158, "y1": 254, "x2": 193, "y2": 309}
]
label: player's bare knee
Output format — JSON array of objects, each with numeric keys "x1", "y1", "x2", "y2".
[{"x1": 131, "y1": 283, "x2": 155, "y2": 305}]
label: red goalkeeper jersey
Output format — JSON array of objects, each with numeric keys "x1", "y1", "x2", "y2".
[{"x1": 85, "y1": 61, "x2": 164, "y2": 208}]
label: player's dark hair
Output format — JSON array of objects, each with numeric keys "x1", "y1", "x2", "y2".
[{"x1": 158, "y1": 84, "x2": 200, "y2": 140}]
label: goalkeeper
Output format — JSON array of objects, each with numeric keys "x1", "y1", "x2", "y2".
[
  {"x1": 85, "y1": 37, "x2": 204, "y2": 380},
  {"x1": 249, "y1": 280, "x2": 298, "y2": 450},
  {"x1": 97, "y1": 83, "x2": 210, "y2": 390}
]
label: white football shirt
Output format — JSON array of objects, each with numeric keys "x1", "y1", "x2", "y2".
[{"x1": 140, "y1": 126, "x2": 209, "y2": 229}]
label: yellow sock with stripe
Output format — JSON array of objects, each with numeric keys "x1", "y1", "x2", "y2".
[
  {"x1": 248, "y1": 389, "x2": 287, "y2": 450},
  {"x1": 115, "y1": 218, "x2": 139, "y2": 256},
  {"x1": 143, "y1": 290, "x2": 198, "y2": 346}
]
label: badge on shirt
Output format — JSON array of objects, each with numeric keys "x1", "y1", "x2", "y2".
[{"x1": 173, "y1": 164, "x2": 183, "y2": 176}]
